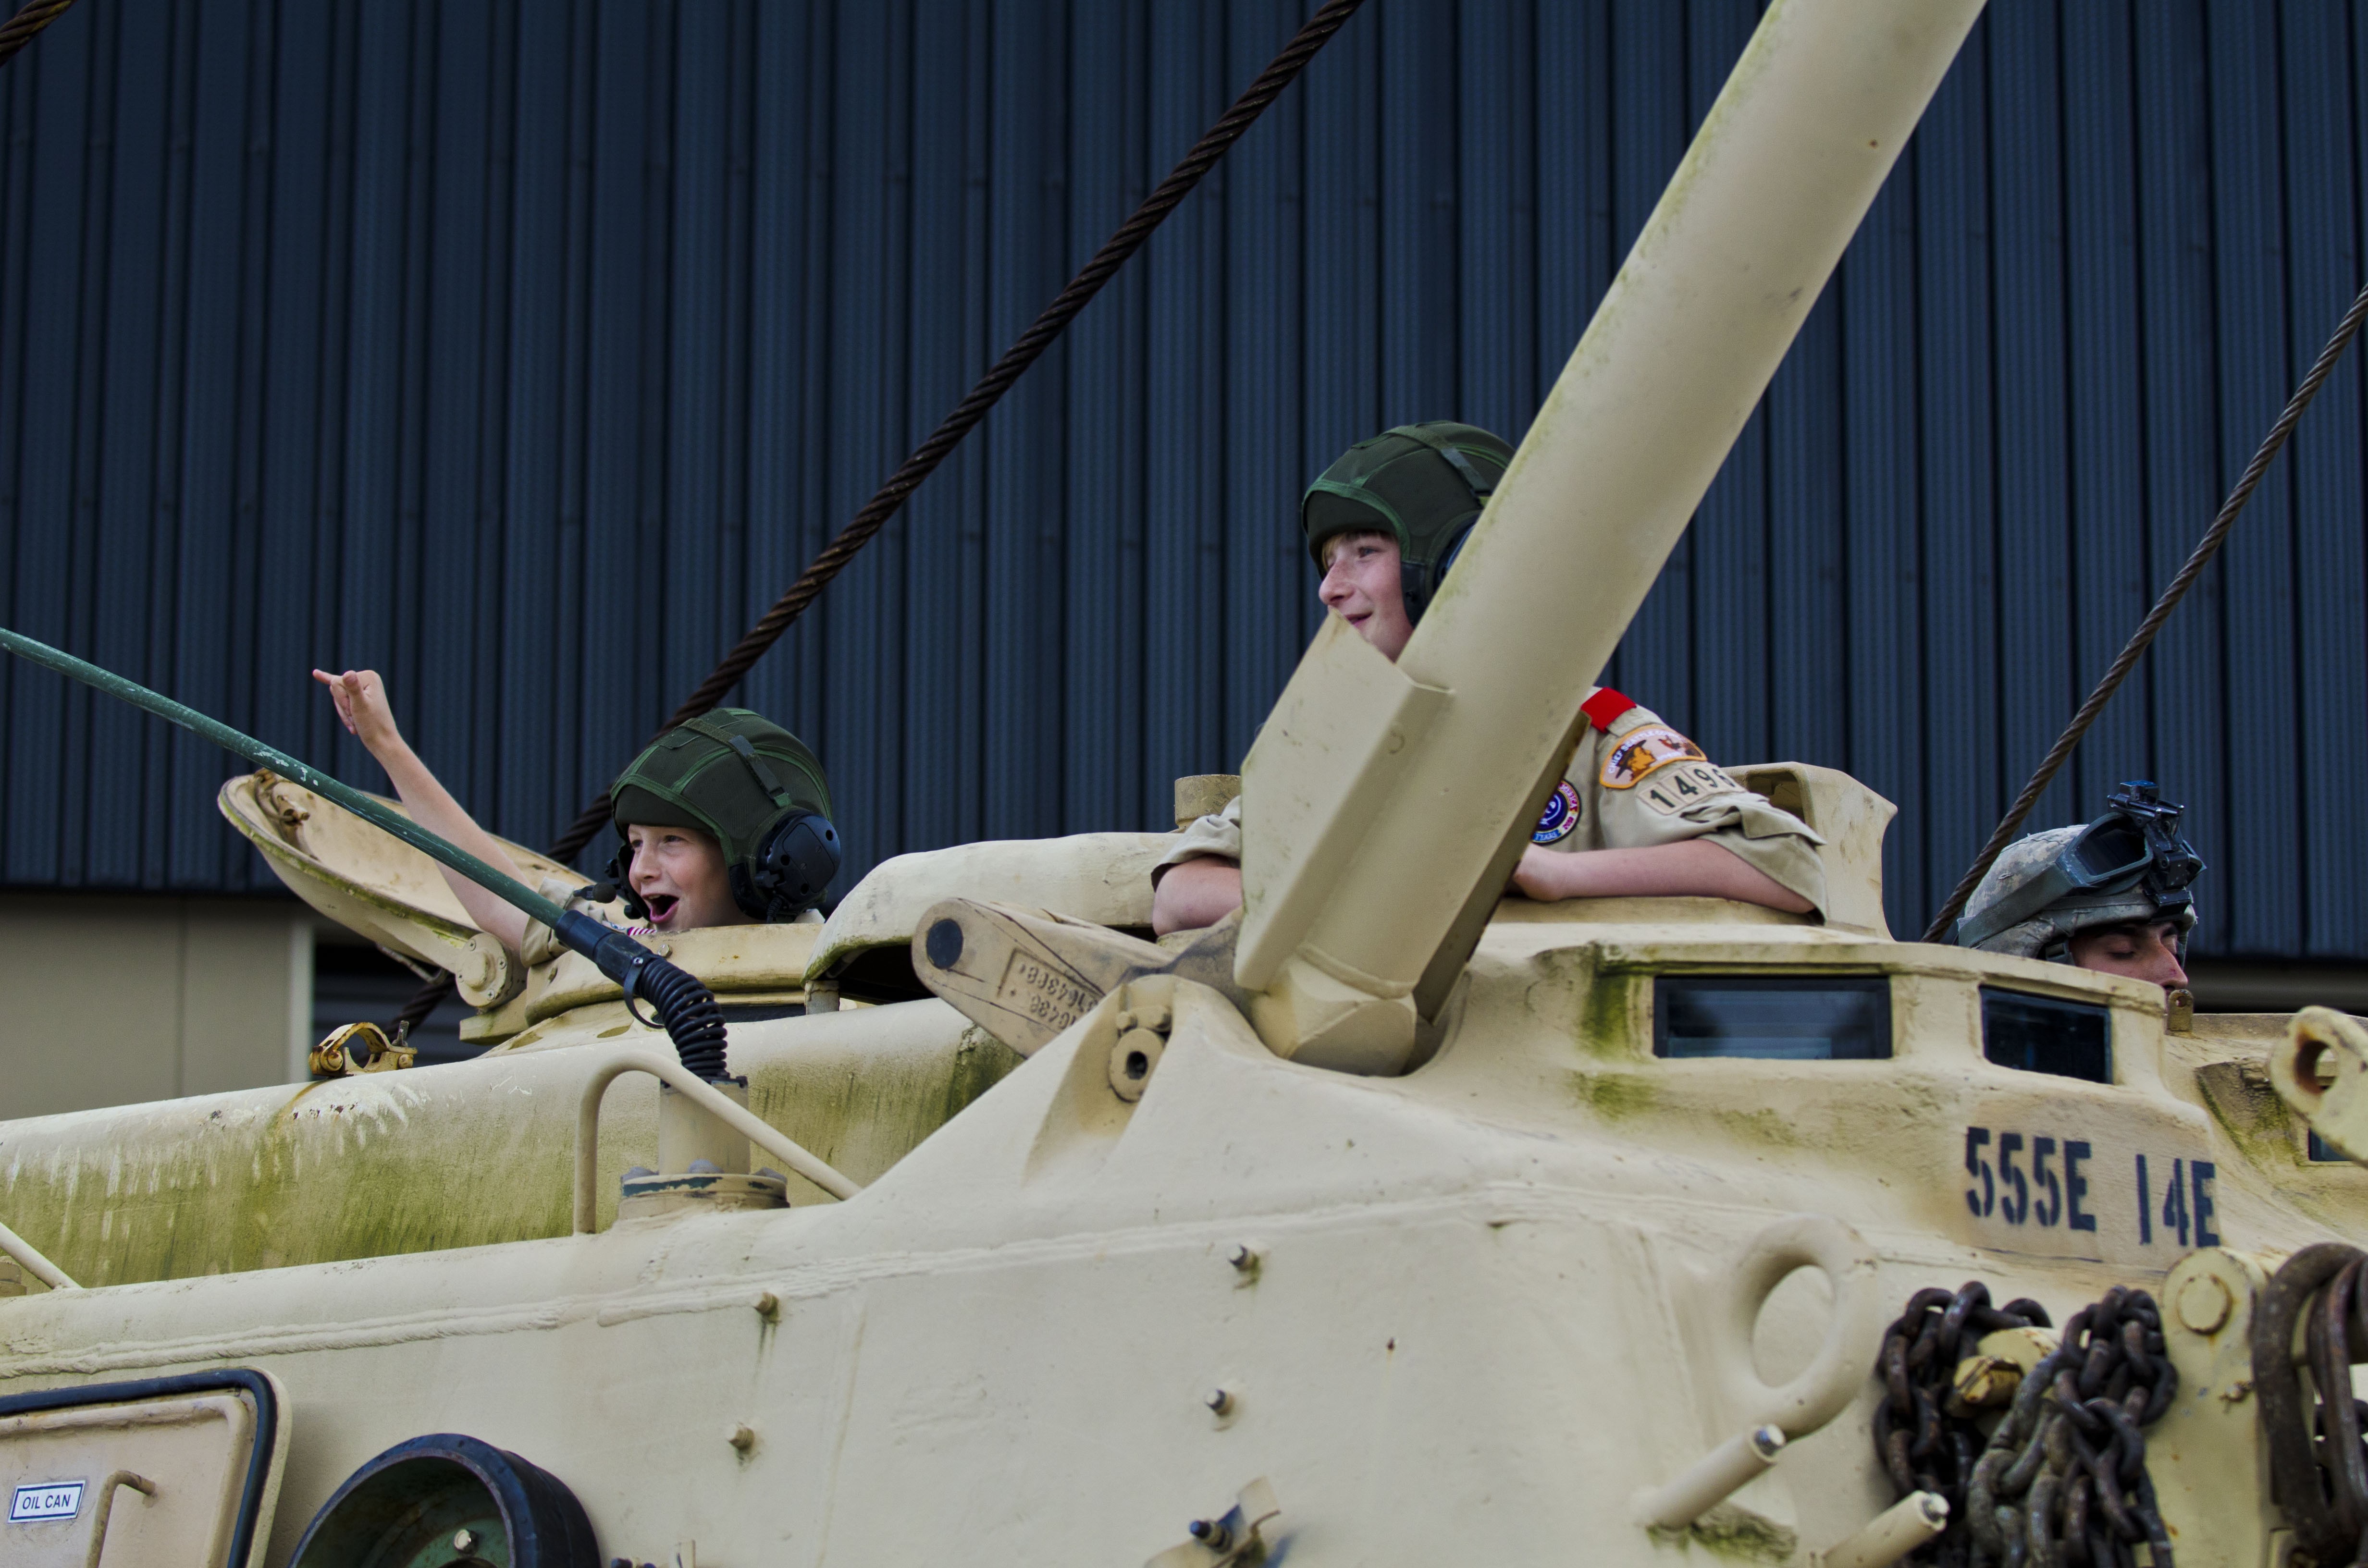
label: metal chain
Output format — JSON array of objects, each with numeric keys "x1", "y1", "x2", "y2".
[
  {"x1": 392, "y1": 0, "x2": 1369, "y2": 1039},
  {"x1": 1923, "y1": 275, "x2": 2368, "y2": 942},
  {"x1": 1965, "y1": 1286, "x2": 2177, "y2": 1568},
  {"x1": 0, "y1": 0, "x2": 76, "y2": 70},
  {"x1": 2254, "y1": 1243, "x2": 2368, "y2": 1568},
  {"x1": 1875, "y1": 1282, "x2": 2053, "y2": 1567}
]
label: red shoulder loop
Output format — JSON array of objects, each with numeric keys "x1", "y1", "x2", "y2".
[{"x1": 1580, "y1": 687, "x2": 1637, "y2": 733}]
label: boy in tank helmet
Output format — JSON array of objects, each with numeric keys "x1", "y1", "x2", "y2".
[
  {"x1": 1950, "y1": 780, "x2": 2202, "y2": 992},
  {"x1": 1151, "y1": 421, "x2": 1829, "y2": 935},
  {"x1": 315, "y1": 670, "x2": 839, "y2": 959}
]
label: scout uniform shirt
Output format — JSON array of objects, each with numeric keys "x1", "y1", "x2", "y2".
[{"x1": 1153, "y1": 686, "x2": 1829, "y2": 916}]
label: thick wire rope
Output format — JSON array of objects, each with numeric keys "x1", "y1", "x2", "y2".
[
  {"x1": 1923, "y1": 276, "x2": 2368, "y2": 943},
  {"x1": 0, "y1": 0, "x2": 75, "y2": 70},
  {"x1": 394, "y1": 0, "x2": 1367, "y2": 1036}
]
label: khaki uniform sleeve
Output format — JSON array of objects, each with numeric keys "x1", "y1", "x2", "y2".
[
  {"x1": 1152, "y1": 795, "x2": 1244, "y2": 880},
  {"x1": 1547, "y1": 707, "x2": 1830, "y2": 915}
]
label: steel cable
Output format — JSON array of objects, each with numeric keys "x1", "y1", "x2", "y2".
[
  {"x1": 393, "y1": 0, "x2": 1366, "y2": 1037},
  {"x1": 1924, "y1": 276, "x2": 2368, "y2": 943},
  {"x1": 0, "y1": 0, "x2": 75, "y2": 70}
]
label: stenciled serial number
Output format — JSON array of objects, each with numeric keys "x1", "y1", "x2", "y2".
[
  {"x1": 1963, "y1": 1126, "x2": 2219, "y2": 1250},
  {"x1": 995, "y1": 952, "x2": 1098, "y2": 1029}
]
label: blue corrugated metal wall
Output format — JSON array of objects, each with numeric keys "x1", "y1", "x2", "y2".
[{"x1": 1, "y1": 0, "x2": 2365, "y2": 958}]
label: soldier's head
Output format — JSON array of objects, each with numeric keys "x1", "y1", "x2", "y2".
[
  {"x1": 604, "y1": 711, "x2": 840, "y2": 931},
  {"x1": 1302, "y1": 422, "x2": 1512, "y2": 661},
  {"x1": 1954, "y1": 782, "x2": 2204, "y2": 991}
]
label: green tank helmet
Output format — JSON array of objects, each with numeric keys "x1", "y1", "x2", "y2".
[
  {"x1": 1301, "y1": 421, "x2": 1513, "y2": 624},
  {"x1": 605, "y1": 710, "x2": 840, "y2": 922},
  {"x1": 1953, "y1": 781, "x2": 2203, "y2": 962}
]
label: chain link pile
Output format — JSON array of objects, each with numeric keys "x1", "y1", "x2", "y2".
[
  {"x1": 1875, "y1": 1283, "x2": 2052, "y2": 1567},
  {"x1": 2254, "y1": 1242, "x2": 2368, "y2": 1568},
  {"x1": 1963, "y1": 1287, "x2": 2176, "y2": 1568}
]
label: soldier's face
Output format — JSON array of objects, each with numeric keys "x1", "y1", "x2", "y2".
[
  {"x1": 625, "y1": 823, "x2": 748, "y2": 930},
  {"x1": 2066, "y1": 918, "x2": 2188, "y2": 991},
  {"x1": 1319, "y1": 532, "x2": 1415, "y2": 661}
]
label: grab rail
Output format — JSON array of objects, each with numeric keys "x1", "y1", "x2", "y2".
[
  {"x1": 0, "y1": 1214, "x2": 78, "y2": 1291},
  {"x1": 575, "y1": 1051, "x2": 861, "y2": 1233}
]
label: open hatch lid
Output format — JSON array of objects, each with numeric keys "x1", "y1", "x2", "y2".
[
  {"x1": 808, "y1": 832, "x2": 1175, "y2": 1003},
  {"x1": 220, "y1": 770, "x2": 576, "y2": 993}
]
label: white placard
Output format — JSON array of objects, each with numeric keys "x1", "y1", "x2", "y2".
[{"x1": 9, "y1": 1480, "x2": 84, "y2": 1522}]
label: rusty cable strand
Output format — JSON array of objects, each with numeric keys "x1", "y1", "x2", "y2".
[
  {"x1": 391, "y1": 0, "x2": 1369, "y2": 1038},
  {"x1": 556, "y1": 0, "x2": 1367, "y2": 861},
  {"x1": 2254, "y1": 1242, "x2": 2368, "y2": 1567},
  {"x1": 0, "y1": 0, "x2": 75, "y2": 69},
  {"x1": 1924, "y1": 274, "x2": 2368, "y2": 943},
  {"x1": 1872, "y1": 1282, "x2": 2051, "y2": 1567},
  {"x1": 1961, "y1": 1287, "x2": 2175, "y2": 1568}
]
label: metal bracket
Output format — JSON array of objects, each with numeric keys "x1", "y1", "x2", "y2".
[
  {"x1": 308, "y1": 1021, "x2": 417, "y2": 1078},
  {"x1": 911, "y1": 899, "x2": 1247, "y2": 1056},
  {"x1": 1145, "y1": 1478, "x2": 1281, "y2": 1568}
]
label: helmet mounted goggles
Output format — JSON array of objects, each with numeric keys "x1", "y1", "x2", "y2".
[{"x1": 1952, "y1": 781, "x2": 2203, "y2": 952}]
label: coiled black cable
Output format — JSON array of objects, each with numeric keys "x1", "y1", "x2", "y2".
[{"x1": 557, "y1": 912, "x2": 731, "y2": 1081}]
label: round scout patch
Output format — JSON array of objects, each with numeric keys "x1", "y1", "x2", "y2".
[
  {"x1": 1600, "y1": 724, "x2": 1706, "y2": 790},
  {"x1": 1533, "y1": 780, "x2": 1583, "y2": 844}
]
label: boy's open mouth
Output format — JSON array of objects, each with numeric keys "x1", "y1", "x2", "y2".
[{"x1": 644, "y1": 894, "x2": 680, "y2": 924}]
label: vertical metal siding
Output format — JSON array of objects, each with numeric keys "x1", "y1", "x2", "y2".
[{"x1": 1, "y1": 0, "x2": 2365, "y2": 960}]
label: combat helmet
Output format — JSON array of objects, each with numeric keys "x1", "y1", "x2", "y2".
[
  {"x1": 1953, "y1": 781, "x2": 2204, "y2": 962},
  {"x1": 1301, "y1": 421, "x2": 1512, "y2": 624},
  {"x1": 605, "y1": 710, "x2": 841, "y2": 922}
]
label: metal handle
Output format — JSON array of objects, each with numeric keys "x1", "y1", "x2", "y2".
[{"x1": 84, "y1": 1471, "x2": 157, "y2": 1568}]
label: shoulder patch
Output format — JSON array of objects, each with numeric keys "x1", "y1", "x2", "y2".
[
  {"x1": 1533, "y1": 780, "x2": 1583, "y2": 844},
  {"x1": 1600, "y1": 724, "x2": 1707, "y2": 790},
  {"x1": 1580, "y1": 687, "x2": 1638, "y2": 732}
]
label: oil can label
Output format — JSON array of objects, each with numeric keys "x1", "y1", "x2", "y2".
[
  {"x1": 9, "y1": 1480, "x2": 84, "y2": 1521},
  {"x1": 1959, "y1": 1124, "x2": 2219, "y2": 1263}
]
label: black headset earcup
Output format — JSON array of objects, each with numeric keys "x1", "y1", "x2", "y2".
[{"x1": 750, "y1": 811, "x2": 842, "y2": 919}]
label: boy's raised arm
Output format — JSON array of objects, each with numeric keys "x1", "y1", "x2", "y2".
[{"x1": 313, "y1": 668, "x2": 534, "y2": 957}]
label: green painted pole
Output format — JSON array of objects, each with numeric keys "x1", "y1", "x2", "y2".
[{"x1": 0, "y1": 626, "x2": 569, "y2": 931}]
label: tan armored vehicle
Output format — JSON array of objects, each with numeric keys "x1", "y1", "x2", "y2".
[{"x1": 2, "y1": 4, "x2": 2365, "y2": 1565}]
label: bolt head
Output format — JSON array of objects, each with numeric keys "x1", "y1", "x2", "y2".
[
  {"x1": 2176, "y1": 1272, "x2": 2234, "y2": 1335},
  {"x1": 728, "y1": 1421, "x2": 758, "y2": 1452},
  {"x1": 453, "y1": 1527, "x2": 480, "y2": 1552},
  {"x1": 1228, "y1": 1244, "x2": 1257, "y2": 1271},
  {"x1": 1205, "y1": 1388, "x2": 1234, "y2": 1415}
]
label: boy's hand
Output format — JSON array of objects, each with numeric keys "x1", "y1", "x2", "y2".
[{"x1": 311, "y1": 669, "x2": 405, "y2": 756}]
